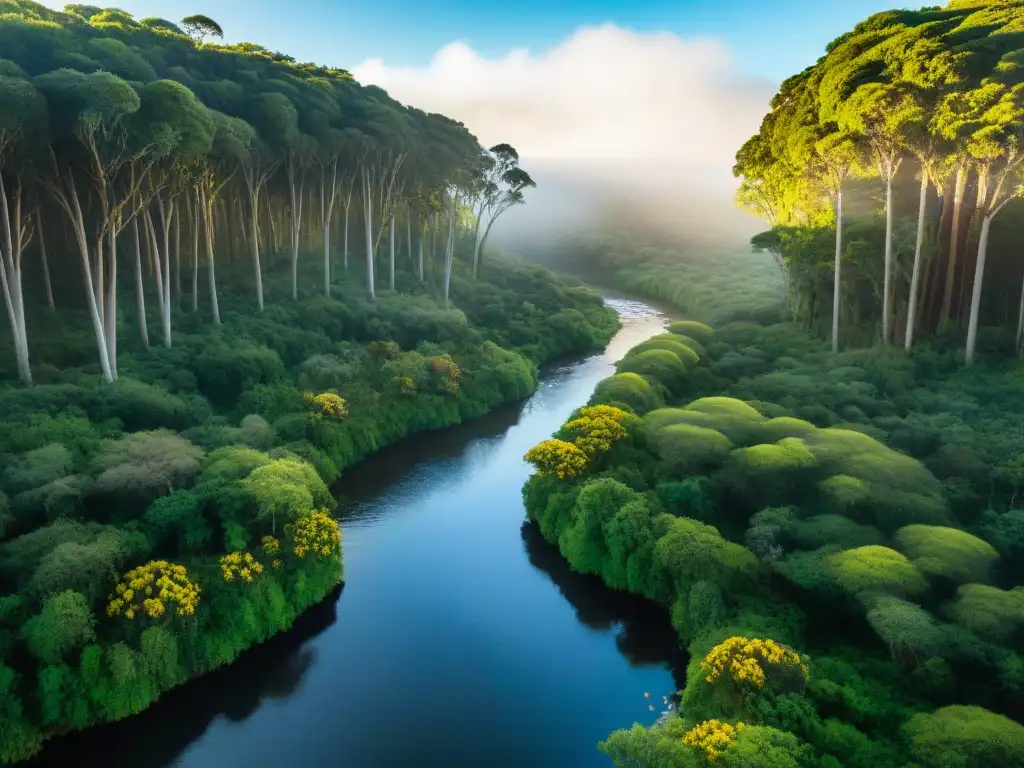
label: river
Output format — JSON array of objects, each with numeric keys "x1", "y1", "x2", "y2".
[{"x1": 30, "y1": 296, "x2": 686, "y2": 768}]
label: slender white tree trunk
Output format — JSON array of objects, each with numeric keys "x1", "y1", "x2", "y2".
[
  {"x1": 832, "y1": 189, "x2": 843, "y2": 354},
  {"x1": 942, "y1": 165, "x2": 966, "y2": 322},
  {"x1": 471, "y1": 200, "x2": 485, "y2": 279},
  {"x1": 64, "y1": 176, "x2": 114, "y2": 383},
  {"x1": 443, "y1": 193, "x2": 458, "y2": 307},
  {"x1": 158, "y1": 200, "x2": 174, "y2": 348},
  {"x1": 0, "y1": 175, "x2": 30, "y2": 384},
  {"x1": 905, "y1": 172, "x2": 929, "y2": 351},
  {"x1": 343, "y1": 187, "x2": 352, "y2": 273},
  {"x1": 191, "y1": 196, "x2": 199, "y2": 312},
  {"x1": 174, "y1": 214, "x2": 181, "y2": 307},
  {"x1": 406, "y1": 204, "x2": 413, "y2": 267},
  {"x1": 322, "y1": 174, "x2": 331, "y2": 298},
  {"x1": 104, "y1": 225, "x2": 118, "y2": 379},
  {"x1": 388, "y1": 214, "x2": 396, "y2": 290},
  {"x1": 882, "y1": 172, "x2": 894, "y2": 345},
  {"x1": 965, "y1": 214, "x2": 993, "y2": 366},
  {"x1": 132, "y1": 217, "x2": 149, "y2": 349},
  {"x1": 38, "y1": 218, "x2": 54, "y2": 311},
  {"x1": 362, "y1": 168, "x2": 375, "y2": 300},
  {"x1": 289, "y1": 165, "x2": 303, "y2": 301},
  {"x1": 201, "y1": 187, "x2": 221, "y2": 325},
  {"x1": 249, "y1": 187, "x2": 264, "y2": 311},
  {"x1": 418, "y1": 219, "x2": 425, "y2": 282}
]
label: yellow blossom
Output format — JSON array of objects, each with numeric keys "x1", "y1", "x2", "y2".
[
  {"x1": 286, "y1": 508, "x2": 342, "y2": 560},
  {"x1": 305, "y1": 391, "x2": 349, "y2": 420},
  {"x1": 700, "y1": 636, "x2": 808, "y2": 691},
  {"x1": 524, "y1": 439, "x2": 589, "y2": 479},
  {"x1": 220, "y1": 550, "x2": 264, "y2": 584},
  {"x1": 106, "y1": 560, "x2": 200, "y2": 621},
  {"x1": 684, "y1": 720, "x2": 745, "y2": 761}
]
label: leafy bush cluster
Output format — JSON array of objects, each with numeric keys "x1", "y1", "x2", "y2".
[
  {"x1": 522, "y1": 313, "x2": 1024, "y2": 767},
  {"x1": 0, "y1": 259, "x2": 617, "y2": 762}
]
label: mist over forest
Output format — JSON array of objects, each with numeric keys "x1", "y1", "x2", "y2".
[{"x1": 352, "y1": 24, "x2": 774, "y2": 256}]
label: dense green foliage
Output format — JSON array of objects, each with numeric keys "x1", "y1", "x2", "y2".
[
  {"x1": 734, "y1": 0, "x2": 1024, "y2": 362},
  {"x1": 0, "y1": 257, "x2": 615, "y2": 762},
  {"x1": 0, "y1": 3, "x2": 620, "y2": 762},
  {"x1": 523, "y1": 281, "x2": 1024, "y2": 764}
]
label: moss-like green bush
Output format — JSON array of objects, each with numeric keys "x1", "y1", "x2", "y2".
[
  {"x1": 894, "y1": 525, "x2": 1000, "y2": 585},
  {"x1": 825, "y1": 546, "x2": 928, "y2": 598},
  {"x1": 904, "y1": 705, "x2": 1024, "y2": 768},
  {"x1": 667, "y1": 320, "x2": 714, "y2": 342},
  {"x1": 591, "y1": 372, "x2": 663, "y2": 414},
  {"x1": 944, "y1": 584, "x2": 1024, "y2": 642}
]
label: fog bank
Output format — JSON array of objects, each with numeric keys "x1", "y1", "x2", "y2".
[{"x1": 352, "y1": 24, "x2": 776, "y2": 253}]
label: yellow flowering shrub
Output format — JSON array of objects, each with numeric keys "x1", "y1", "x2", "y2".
[
  {"x1": 107, "y1": 560, "x2": 200, "y2": 620},
  {"x1": 305, "y1": 391, "x2": 349, "y2": 420},
  {"x1": 262, "y1": 535, "x2": 280, "y2": 555},
  {"x1": 524, "y1": 439, "x2": 589, "y2": 479},
  {"x1": 427, "y1": 355, "x2": 461, "y2": 394},
  {"x1": 563, "y1": 405, "x2": 635, "y2": 457},
  {"x1": 684, "y1": 719, "x2": 745, "y2": 761},
  {"x1": 287, "y1": 508, "x2": 342, "y2": 560},
  {"x1": 701, "y1": 636, "x2": 809, "y2": 690},
  {"x1": 219, "y1": 551, "x2": 264, "y2": 583},
  {"x1": 395, "y1": 376, "x2": 417, "y2": 396}
]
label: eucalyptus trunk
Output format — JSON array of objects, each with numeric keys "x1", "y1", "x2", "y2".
[
  {"x1": 132, "y1": 217, "x2": 149, "y2": 349},
  {"x1": 905, "y1": 172, "x2": 929, "y2": 351},
  {"x1": 831, "y1": 189, "x2": 843, "y2": 354},
  {"x1": 941, "y1": 166, "x2": 966, "y2": 323}
]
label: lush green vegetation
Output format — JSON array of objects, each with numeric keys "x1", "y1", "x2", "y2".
[
  {"x1": 733, "y1": 0, "x2": 1024, "y2": 362},
  {"x1": 0, "y1": 3, "x2": 620, "y2": 762},
  {"x1": 523, "y1": 305, "x2": 1024, "y2": 765}
]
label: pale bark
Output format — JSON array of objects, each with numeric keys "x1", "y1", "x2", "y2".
[
  {"x1": 104, "y1": 224, "x2": 118, "y2": 377},
  {"x1": 882, "y1": 171, "x2": 895, "y2": 345},
  {"x1": 941, "y1": 165, "x2": 966, "y2": 322},
  {"x1": 201, "y1": 185, "x2": 220, "y2": 325},
  {"x1": 831, "y1": 189, "x2": 843, "y2": 354},
  {"x1": 191, "y1": 195, "x2": 199, "y2": 312},
  {"x1": 471, "y1": 198, "x2": 485, "y2": 279},
  {"x1": 905, "y1": 172, "x2": 929, "y2": 351},
  {"x1": 49, "y1": 169, "x2": 114, "y2": 383},
  {"x1": 287, "y1": 161, "x2": 305, "y2": 301},
  {"x1": 156, "y1": 198, "x2": 174, "y2": 347},
  {"x1": 320, "y1": 159, "x2": 338, "y2": 298},
  {"x1": 418, "y1": 219, "x2": 425, "y2": 282},
  {"x1": 0, "y1": 172, "x2": 31, "y2": 384},
  {"x1": 132, "y1": 217, "x2": 149, "y2": 349},
  {"x1": 342, "y1": 187, "x2": 352, "y2": 273},
  {"x1": 443, "y1": 191, "x2": 458, "y2": 307},
  {"x1": 37, "y1": 215, "x2": 53, "y2": 311},
  {"x1": 965, "y1": 213, "x2": 994, "y2": 366},
  {"x1": 406, "y1": 204, "x2": 413, "y2": 267},
  {"x1": 388, "y1": 214, "x2": 396, "y2": 290},
  {"x1": 362, "y1": 166, "x2": 375, "y2": 300},
  {"x1": 174, "y1": 213, "x2": 181, "y2": 306}
]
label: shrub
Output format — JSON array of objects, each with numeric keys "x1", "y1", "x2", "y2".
[
  {"x1": 591, "y1": 372, "x2": 662, "y2": 414},
  {"x1": 667, "y1": 320, "x2": 714, "y2": 342},
  {"x1": 825, "y1": 546, "x2": 928, "y2": 598},
  {"x1": 894, "y1": 525, "x2": 1000, "y2": 585},
  {"x1": 944, "y1": 584, "x2": 1024, "y2": 642},
  {"x1": 904, "y1": 705, "x2": 1024, "y2": 768},
  {"x1": 616, "y1": 349, "x2": 690, "y2": 396}
]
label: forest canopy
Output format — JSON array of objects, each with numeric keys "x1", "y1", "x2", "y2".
[{"x1": 733, "y1": 0, "x2": 1024, "y2": 363}]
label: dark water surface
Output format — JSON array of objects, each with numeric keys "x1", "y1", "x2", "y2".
[{"x1": 32, "y1": 297, "x2": 686, "y2": 768}]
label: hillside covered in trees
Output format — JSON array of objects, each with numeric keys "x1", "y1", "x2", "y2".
[
  {"x1": 734, "y1": 0, "x2": 1024, "y2": 363},
  {"x1": 520, "y1": 2, "x2": 1024, "y2": 765},
  {"x1": 0, "y1": 2, "x2": 621, "y2": 762}
]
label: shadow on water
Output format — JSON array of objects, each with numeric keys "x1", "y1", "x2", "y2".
[
  {"x1": 333, "y1": 398, "x2": 527, "y2": 510},
  {"x1": 25, "y1": 586, "x2": 342, "y2": 768},
  {"x1": 521, "y1": 522, "x2": 688, "y2": 690}
]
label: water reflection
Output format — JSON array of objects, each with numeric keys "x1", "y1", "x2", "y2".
[
  {"x1": 522, "y1": 522, "x2": 687, "y2": 686},
  {"x1": 27, "y1": 294, "x2": 682, "y2": 768},
  {"x1": 26, "y1": 588, "x2": 341, "y2": 768}
]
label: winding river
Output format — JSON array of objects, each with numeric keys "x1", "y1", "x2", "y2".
[{"x1": 31, "y1": 296, "x2": 685, "y2": 768}]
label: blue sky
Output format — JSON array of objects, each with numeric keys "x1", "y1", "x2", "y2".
[{"x1": 47, "y1": 0, "x2": 900, "y2": 82}]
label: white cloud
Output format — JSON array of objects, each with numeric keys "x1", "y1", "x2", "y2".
[{"x1": 353, "y1": 24, "x2": 779, "y2": 250}]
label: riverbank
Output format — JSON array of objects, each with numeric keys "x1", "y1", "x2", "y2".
[
  {"x1": 522, "y1": 296, "x2": 1024, "y2": 766},
  {"x1": 0, "y1": 260, "x2": 619, "y2": 764},
  {"x1": 22, "y1": 296, "x2": 682, "y2": 768}
]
